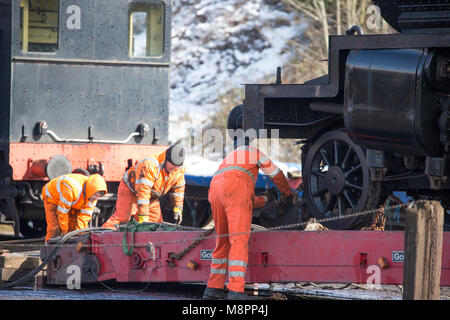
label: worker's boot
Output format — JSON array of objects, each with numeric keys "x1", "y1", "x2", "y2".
[
  {"x1": 226, "y1": 290, "x2": 263, "y2": 300},
  {"x1": 202, "y1": 287, "x2": 227, "y2": 300}
]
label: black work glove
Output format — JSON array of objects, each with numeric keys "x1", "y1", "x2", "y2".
[
  {"x1": 281, "y1": 193, "x2": 297, "y2": 205},
  {"x1": 263, "y1": 187, "x2": 281, "y2": 207}
]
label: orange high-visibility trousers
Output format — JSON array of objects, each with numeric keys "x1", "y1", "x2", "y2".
[
  {"x1": 44, "y1": 200, "x2": 60, "y2": 243},
  {"x1": 206, "y1": 170, "x2": 254, "y2": 293},
  {"x1": 68, "y1": 210, "x2": 92, "y2": 231},
  {"x1": 101, "y1": 181, "x2": 162, "y2": 230}
]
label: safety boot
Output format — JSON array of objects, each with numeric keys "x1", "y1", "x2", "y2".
[
  {"x1": 202, "y1": 287, "x2": 227, "y2": 300},
  {"x1": 226, "y1": 290, "x2": 263, "y2": 300}
]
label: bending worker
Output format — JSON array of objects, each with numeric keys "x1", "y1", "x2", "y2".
[
  {"x1": 203, "y1": 131, "x2": 293, "y2": 299},
  {"x1": 42, "y1": 173, "x2": 107, "y2": 243},
  {"x1": 102, "y1": 145, "x2": 186, "y2": 229}
]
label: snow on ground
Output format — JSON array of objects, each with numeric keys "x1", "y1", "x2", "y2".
[{"x1": 184, "y1": 154, "x2": 220, "y2": 177}]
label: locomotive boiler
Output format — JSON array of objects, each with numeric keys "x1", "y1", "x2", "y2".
[
  {"x1": 0, "y1": 0, "x2": 172, "y2": 237},
  {"x1": 240, "y1": 0, "x2": 450, "y2": 229}
]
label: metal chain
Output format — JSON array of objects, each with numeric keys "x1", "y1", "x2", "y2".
[
  {"x1": 0, "y1": 200, "x2": 425, "y2": 250},
  {"x1": 169, "y1": 228, "x2": 214, "y2": 261}
]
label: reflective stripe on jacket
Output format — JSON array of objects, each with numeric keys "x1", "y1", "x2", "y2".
[
  {"x1": 123, "y1": 150, "x2": 186, "y2": 215},
  {"x1": 42, "y1": 173, "x2": 107, "y2": 217},
  {"x1": 213, "y1": 145, "x2": 292, "y2": 196}
]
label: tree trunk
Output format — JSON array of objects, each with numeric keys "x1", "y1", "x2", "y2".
[{"x1": 336, "y1": 0, "x2": 341, "y2": 35}]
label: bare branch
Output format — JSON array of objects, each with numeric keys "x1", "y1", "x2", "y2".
[{"x1": 286, "y1": 0, "x2": 320, "y2": 21}]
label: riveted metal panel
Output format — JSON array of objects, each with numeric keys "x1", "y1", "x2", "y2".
[
  {"x1": 11, "y1": 61, "x2": 169, "y2": 144},
  {"x1": 6, "y1": 0, "x2": 171, "y2": 145},
  {"x1": 9, "y1": 142, "x2": 168, "y2": 181},
  {"x1": 11, "y1": 0, "x2": 172, "y2": 63}
]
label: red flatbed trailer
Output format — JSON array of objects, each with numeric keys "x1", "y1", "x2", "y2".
[{"x1": 42, "y1": 229, "x2": 450, "y2": 287}]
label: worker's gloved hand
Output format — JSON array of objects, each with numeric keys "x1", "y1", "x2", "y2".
[
  {"x1": 254, "y1": 195, "x2": 268, "y2": 209},
  {"x1": 281, "y1": 193, "x2": 296, "y2": 205},
  {"x1": 263, "y1": 187, "x2": 281, "y2": 207},
  {"x1": 173, "y1": 207, "x2": 183, "y2": 225},
  {"x1": 137, "y1": 214, "x2": 149, "y2": 224}
]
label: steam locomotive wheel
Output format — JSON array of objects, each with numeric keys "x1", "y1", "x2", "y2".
[{"x1": 303, "y1": 130, "x2": 381, "y2": 229}]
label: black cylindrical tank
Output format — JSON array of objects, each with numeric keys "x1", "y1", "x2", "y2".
[{"x1": 343, "y1": 48, "x2": 447, "y2": 157}]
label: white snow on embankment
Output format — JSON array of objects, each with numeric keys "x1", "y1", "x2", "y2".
[
  {"x1": 169, "y1": 0, "x2": 304, "y2": 143},
  {"x1": 136, "y1": 1, "x2": 305, "y2": 176}
]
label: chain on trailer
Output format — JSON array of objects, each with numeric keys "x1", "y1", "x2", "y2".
[
  {"x1": 0, "y1": 200, "x2": 427, "y2": 291},
  {"x1": 0, "y1": 200, "x2": 420, "y2": 251}
]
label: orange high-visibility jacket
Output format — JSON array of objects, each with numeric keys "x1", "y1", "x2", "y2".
[
  {"x1": 214, "y1": 145, "x2": 292, "y2": 196},
  {"x1": 123, "y1": 151, "x2": 186, "y2": 216},
  {"x1": 42, "y1": 173, "x2": 108, "y2": 220}
]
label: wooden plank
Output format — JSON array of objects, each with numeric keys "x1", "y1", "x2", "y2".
[
  {"x1": 0, "y1": 254, "x2": 41, "y2": 270},
  {"x1": 403, "y1": 201, "x2": 444, "y2": 300},
  {"x1": 0, "y1": 268, "x2": 45, "y2": 282}
]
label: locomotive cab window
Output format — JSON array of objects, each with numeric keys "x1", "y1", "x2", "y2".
[
  {"x1": 20, "y1": 0, "x2": 59, "y2": 53},
  {"x1": 129, "y1": 3, "x2": 164, "y2": 57}
]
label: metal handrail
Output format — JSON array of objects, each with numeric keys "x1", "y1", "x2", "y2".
[
  {"x1": 36, "y1": 120, "x2": 149, "y2": 144},
  {"x1": 46, "y1": 129, "x2": 140, "y2": 144}
]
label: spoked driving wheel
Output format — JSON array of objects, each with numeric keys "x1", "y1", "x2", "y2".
[{"x1": 303, "y1": 130, "x2": 381, "y2": 229}]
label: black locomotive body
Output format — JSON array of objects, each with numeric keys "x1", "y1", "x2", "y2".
[
  {"x1": 0, "y1": 0, "x2": 172, "y2": 237},
  {"x1": 242, "y1": 1, "x2": 450, "y2": 229}
]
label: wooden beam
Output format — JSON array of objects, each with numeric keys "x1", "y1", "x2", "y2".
[
  {"x1": 403, "y1": 201, "x2": 444, "y2": 300},
  {"x1": 0, "y1": 253, "x2": 40, "y2": 269}
]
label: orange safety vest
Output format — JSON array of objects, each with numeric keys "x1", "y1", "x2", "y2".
[
  {"x1": 213, "y1": 145, "x2": 292, "y2": 195},
  {"x1": 123, "y1": 151, "x2": 186, "y2": 215},
  {"x1": 42, "y1": 173, "x2": 107, "y2": 217}
]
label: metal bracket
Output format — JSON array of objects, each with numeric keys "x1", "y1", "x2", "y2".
[
  {"x1": 428, "y1": 176, "x2": 447, "y2": 190},
  {"x1": 369, "y1": 167, "x2": 388, "y2": 182}
]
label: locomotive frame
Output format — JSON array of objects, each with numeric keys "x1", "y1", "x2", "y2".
[{"x1": 242, "y1": 1, "x2": 450, "y2": 229}]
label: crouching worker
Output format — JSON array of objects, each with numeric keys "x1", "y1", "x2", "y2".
[
  {"x1": 101, "y1": 145, "x2": 186, "y2": 230},
  {"x1": 42, "y1": 173, "x2": 107, "y2": 243}
]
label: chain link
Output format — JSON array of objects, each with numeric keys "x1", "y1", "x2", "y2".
[{"x1": 0, "y1": 200, "x2": 425, "y2": 250}]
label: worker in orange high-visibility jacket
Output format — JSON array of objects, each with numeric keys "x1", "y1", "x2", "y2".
[
  {"x1": 42, "y1": 173, "x2": 107, "y2": 242},
  {"x1": 101, "y1": 145, "x2": 186, "y2": 230},
  {"x1": 203, "y1": 140, "x2": 294, "y2": 300}
]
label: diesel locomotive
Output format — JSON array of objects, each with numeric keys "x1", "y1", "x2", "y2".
[
  {"x1": 0, "y1": 0, "x2": 172, "y2": 237},
  {"x1": 239, "y1": 0, "x2": 450, "y2": 229}
]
